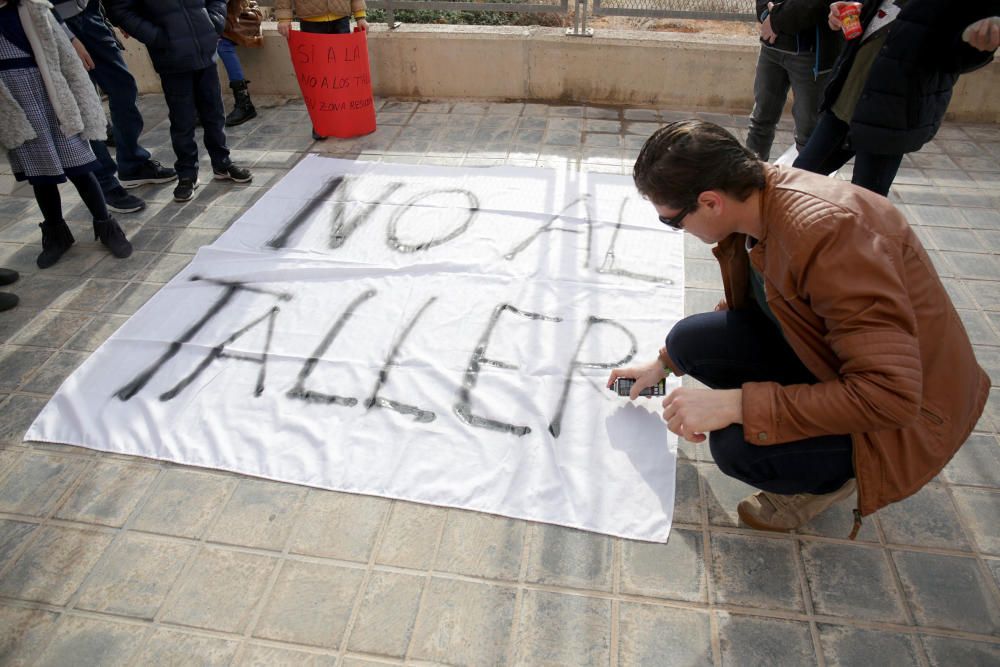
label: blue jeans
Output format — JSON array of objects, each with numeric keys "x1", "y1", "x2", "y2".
[
  {"x1": 746, "y1": 45, "x2": 829, "y2": 162},
  {"x1": 65, "y1": 8, "x2": 151, "y2": 178},
  {"x1": 665, "y1": 307, "x2": 854, "y2": 495},
  {"x1": 217, "y1": 37, "x2": 244, "y2": 82},
  {"x1": 793, "y1": 112, "x2": 904, "y2": 197},
  {"x1": 159, "y1": 66, "x2": 231, "y2": 180}
]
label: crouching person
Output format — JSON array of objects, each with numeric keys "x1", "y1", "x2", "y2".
[
  {"x1": 609, "y1": 120, "x2": 988, "y2": 536},
  {"x1": 107, "y1": 0, "x2": 252, "y2": 203}
]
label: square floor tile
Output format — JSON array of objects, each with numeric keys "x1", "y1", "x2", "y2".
[
  {"x1": 160, "y1": 546, "x2": 275, "y2": 634},
  {"x1": 944, "y1": 434, "x2": 999, "y2": 489},
  {"x1": 0, "y1": 525, "x2": 112, "y2": 605},
  {"x1": 717, "y1": 613, "x2": 815, "y2": 667},
  {"x1": 0, "y1": 452, "x2": 87, "y2": 516},
  {"x1": 34, "y1": 616, "x2": 143, "y2": 667},
  {"x1": 619, "y1": 603, "x2": 712, "y2": 667},
  {"x1": 921, "y1": 635, "x2": 1000, "y2": 666},
  {"x1": 710, "y1": 533, "x2": 804, "y2": 612},
  {"x1": 800, "y1": 541, "x2": 908, "y2": 623},
  {"x1": 951, "y1": 487, "x2": 1000, "y2": 555},
  {"x1": 818, "y1": 624, "x2": 921, "y2": 667},
  {"x1": 525, "y1": 523, "x2": 613, "y2": 591},
  {"x1": 132, "y1": 628, "x2": 238, "y2": 666},
  {"x1": 206, "y1": 478, "x2": 306, "y2": 550},
  {"x1": 131, "y1": 469, "x2": 236, "y2": 539},
  {"x1": 513, "y1": 589, "x2": 611, "y2": 666},
  {"x1": 892, "y1": 550, "x2": 1000, "y2": 634},
  {"x1": 290, "y1": 490, "x2": 389, "y2": 562},
  {"x1": 877, "y1": 483, "x2": 971, "y2": 550},
  {"x1": 620, "y1": 527, "x2": 707, "y2": 602},
  {"x1": 434, "y1": 509, "x2": 524, "y2": 581},
  {"x1": 75, "y1": 533, "x2": 194, "y2": 619},
  {"x1": 54, "y1": 460, "x2": 158, "y2": 527},
  {"x1": 0, "y1": 604, "x2": 58, "y2": 665},
  {"x1": 408, "y1": 577, "x2": 516, "y2": 665},
  {"x1": 346, "y1": 571, "x2": 423, "y2": 657}
]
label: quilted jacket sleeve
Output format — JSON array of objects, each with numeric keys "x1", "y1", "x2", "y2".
[{"x1": 741, "y1": 208, "x2": 924, "y2": 445}]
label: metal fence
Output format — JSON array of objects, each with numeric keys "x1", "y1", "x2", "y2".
[{"x1": 256, "y1": 0, "x2": 755, "y2": 36}]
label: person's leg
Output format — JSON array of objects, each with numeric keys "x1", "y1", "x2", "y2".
[
  {"x1": 68, "y1": 171, "x2": 109, "y2": 222},
  {"x1": 850, "y1": 152, "x2": 904, "y2": 197},
  {"x1": 32, "y1": 182, "x2": 75, "y2": 268},
  {"x1": 159, "y1": 71, "x2": 200, "y2": 182},
  {"x1": 88, "y1": 138, "x2": 145, "y2": 213},
  {"x1": 68, "y1": 172, "x2": 133, "y2": 258},
  {"x1": 191, "y1": 66, "x2": 232, "y2": 173},
  {"x1": 217, "y1": 37, "x2": 244, "y2": 82},
  {"x1": 786, "y1": 54, "x2": 830, "y2": 153},
  {"x1": 665, "y1": 307, "x2": 854, "y2": 496},
  {"x1": 792, "y1": 111, "x2": 855, "y2": 176},
  {"x1": 67, "y1": 11, "x2": 153, "y2": 175},
  {"x1": 745, "y1": 46, "x2": 791, "y2": 162},
  {"x1": 665, "y1": 307, "x2": 815, "y2": 390}
]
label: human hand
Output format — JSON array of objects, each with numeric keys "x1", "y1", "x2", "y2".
[
  {"x1": 714, "y1": 298, "x2": 728, "y2": 312},
  {"x1": 760, "y1": 2, "x2": 777, "y2": 43},
  {"x1": 962, "y1": 17, "x2": 1000, "y2": 52},
  {"x1": 355, "y1": 18, "x2": 369, "y2": 31},
  {"x1": 277, "y1": 21, "x2": 291, "y2": 39},
  {"x1": 661, "y1": 387, "x2": 742, "y2": 443},
  {"x1": 827, "y1": 1, "x2": 859, "y2": 30},
  {"x1": 71, "y1": 37, "x2": 95, "y2": 70},
  {"x1": 607, "y1": 359, "x2": 667, "y2": 400}
]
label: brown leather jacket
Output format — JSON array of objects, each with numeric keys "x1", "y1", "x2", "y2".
[
  {"x1": 223, "y1": 0, "x2": 263, "y2": 47},
  {"x1": 714, "y1": 165, "x2": 989, "y2": 517}
]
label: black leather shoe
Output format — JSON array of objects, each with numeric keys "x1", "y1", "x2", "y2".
[
  {"x1": 0, "y1": 292, "x2": 17, "y2": 312},
  {"x1": 0, "y1": 268, "x2": 17, "y2": 286}
]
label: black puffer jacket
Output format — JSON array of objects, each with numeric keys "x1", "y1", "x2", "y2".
[
  {"x1": 821, "y1": 0, "x2": 998, "y2": 155},
  {"x1": 108, "y1": 0, "x2": 227, "y2": 74},
  {"x1": 756, "y1": 0, "x2": 842, "y2": 75}
]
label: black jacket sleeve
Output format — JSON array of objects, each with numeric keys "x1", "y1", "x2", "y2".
[
  {"x1": 768, "y1": 0, "x2": 832, "y2": 35},
  {"x1": 106, "y1": 0, "x2": 165, "y2": 46}
]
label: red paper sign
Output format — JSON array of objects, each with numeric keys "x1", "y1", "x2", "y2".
[{"x1": 289, "y1": 29, "x2": 376, "y2": 138}]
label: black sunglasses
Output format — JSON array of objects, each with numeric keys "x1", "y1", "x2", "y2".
[{"x1": 658, "y1": 204, "x2": 694, "y2": 230}]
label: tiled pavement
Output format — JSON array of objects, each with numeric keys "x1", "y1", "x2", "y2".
[{"x1": 0, "y1": 96, "x2": 998, "y2": 666}]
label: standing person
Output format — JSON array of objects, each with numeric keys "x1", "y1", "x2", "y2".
[
  {"x1": 0, "y1": 0, "x2": 132, "y2": 269},
  {"x1": 107, "y1": 0, "x2": 253, "y2": 203},
  {"x1": 746, "y1": 0, "x2": 840, "y2": 161},
  {"x1": 218, "y1": 0, "x2": 262, "y2": 127},
  {"x1": 51, "y1": 0, "x2": 176, "y2": 211},
  {"x1": 274, "y1": 0, "x2": 368, "y2": 141},
  {"x1": 611, "y1": 120, "x2": 988, "y2": 535},
  {"x1": 793, "y1": 0, "x2": 999, "y2": 196}
]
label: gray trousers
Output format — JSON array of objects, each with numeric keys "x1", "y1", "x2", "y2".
[{"x1": 746, "y1": 45, "x2": 829, "y2": 162}]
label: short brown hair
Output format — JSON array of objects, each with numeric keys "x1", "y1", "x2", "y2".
[{"x1": 633, "y1": 120, "x2": 765, "y2": 208}]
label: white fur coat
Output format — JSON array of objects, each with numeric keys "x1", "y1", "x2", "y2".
[{"x1": 0, "y1": 0, "x2": 106, "y2": 151}]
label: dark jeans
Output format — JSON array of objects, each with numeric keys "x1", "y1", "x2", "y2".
[
  {"x1": 66, "y1": 8, "x2": 151, "y2": 178},
  {"x1": 299, "y1": 17, "x2": 352, "y2": 34},
  {"x1": 793, "y1": 111, "x2": 903, "y2": 197},
  {"x1": 159, "y1": 66, "x2": 231, "y2": 180},
  {"x1": 34, "y1": 172, "x2": 109, "y2": 224},
  {"x1": 746, "y1": 45, "x2": 829, "y2": 162},
  {"x1": 665, "y1": 307, "x2": 854, "y2": 495}
]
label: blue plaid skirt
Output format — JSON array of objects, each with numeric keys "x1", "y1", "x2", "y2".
[{"x1": 1, "y1": 33, "x2": 98, "y2": 185}]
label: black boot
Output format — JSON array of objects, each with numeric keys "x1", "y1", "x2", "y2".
[
  {"x1": 93, "y1": 216, "x2": 133, "y2": 259},
  {"x1": 225, "y1": 80, "x2": 257, "y2": 127},
  {"x1": 37, "y1": 220, "x2": 75, "y2": 269}
]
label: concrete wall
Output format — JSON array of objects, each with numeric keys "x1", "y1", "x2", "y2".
[{"x1": 120, "y1": 23, "x2": 1000, "y2": 122}]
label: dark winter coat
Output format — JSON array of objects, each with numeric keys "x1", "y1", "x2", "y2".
[
  {"x1": 107, "y1": 0, "x2": 227, "y2": 74},
  {"x1": 756, "y1": 0, "x2": 841, "y2": 75},
  {"x1": 821, "y1": 0, "x2": 999, "y2": 155}
]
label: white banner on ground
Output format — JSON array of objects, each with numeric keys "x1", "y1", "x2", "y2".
[{"x1": 26, "y1": 156, "x2": 684, "y2": 542}]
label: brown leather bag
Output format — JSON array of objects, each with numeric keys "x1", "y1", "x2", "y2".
[{"x1": 223, "y1": 0, "x2": 264, "y2": 48}]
